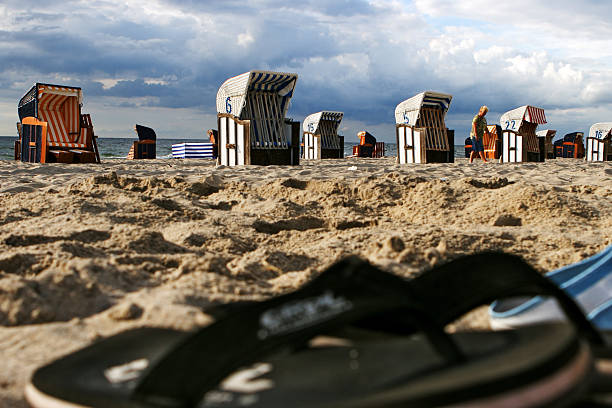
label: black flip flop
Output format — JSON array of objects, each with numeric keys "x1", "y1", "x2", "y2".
[
  {"x1": 393, "y1": 252, "x2": 612, "y2": 406},
  {"x1": 26, "y1": 256, "x2": 593, "y2": 408}
]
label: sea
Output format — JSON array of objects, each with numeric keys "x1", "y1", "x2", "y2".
[{"x1": 0, "y1": 136, "x2": 466, "y2": 161}]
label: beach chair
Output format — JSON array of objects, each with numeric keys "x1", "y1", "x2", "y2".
[
  {"x1": 395, "y1": 91, "x2": 454, "y2": 164},
  {"x1": 17, "y1": 83, "x2": 100, "y2": 164},
  {"x1": 15, "y1": 122, "x2": 22, "y2": 160},
  {"x1": 127, "y1": 125, "x2": 157, "y2": 159},
  {"x1": 207, "y1": 129, "x2": 219, "y2": 159},
  {"x1": 553, "y1": 138, "x2": 563, "y2": 157},
  {"x1": 483, "y1": 125, "x2": 502, "y2": 160},
  {"x1": 302, "y1": 111, "x2": 344, "y2": 159},
  {"x1": 586, "y1": 123, "x2": 612, "y2": 162},
  {"x1": 536, "y1": 129, "x2": 557, "y2": 160},
  {"x1": 500, "y1": 105, "x2": 546, "y2": 163},
  {"x1": 216, "y1": 71, "x2": 300, "y2": 166},
  {"x1": 352, "y1": 131, "x2": 383, "y2": 157},
  {"x1": 464, "y1": 137, "x2": 473, "y2": 158},
  {"x1": 373, "y1": 141, "x2": 385, "y2": 157},
  {"x1": 554, "y1": 132, "x2": 584, "y2": 159}
]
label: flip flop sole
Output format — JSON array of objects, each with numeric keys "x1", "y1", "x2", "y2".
[
  {"x1": 26, "y1": 325, "x2": 593, "y2": 408},
  {"x1": 26, "y1": 383, "x2": 90, "y2": 408}
]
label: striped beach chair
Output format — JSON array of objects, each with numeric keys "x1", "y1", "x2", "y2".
[
  {"x1": 483, "y1": 125, "x2": 503, "y2": 160},
  {"x1": 17, "y1": 83, "x2": 100, "y2": 163},
  {"x1": 395, "y1": 91, "x2": 454, "y2": 164},
  {"x1": 586, "y1": 123, "x2": 612, "y2": 162},
  {"x1": 127, "y1": 125, "x2": 157, "y2": 159},
  {"x1": 216, "y1": 71, "x2": 300, "y2": 166},
  {"x1": 302, "y1": 111, "x2": 344, "y2": 159},
  {"x1": 500, "y1": 105, "x2": 546, "y2": 163}
]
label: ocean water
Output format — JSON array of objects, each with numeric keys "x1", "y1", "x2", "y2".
[{"x1": 0, "y1": 136, "x2": 465, "y2": 161}]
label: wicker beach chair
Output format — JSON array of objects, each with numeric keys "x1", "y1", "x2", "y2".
[
  {"x1": 302, "y1": 111, "x2": 344, "y2": 159},
  {"x1": 395, "y1": 91, "x2": 454, "y2": 164},
  {"x1": 353, "y1": 131, "x2": 384, "y2": 157},
  {"x1": 554, "y1": 132, "x2": 584, "y2": 159},
  {"x1": 17, "y1": 83, "x2": 100, "y2": 164},
  {"x1": 15, "y1": 122, "x2": 22, "y2": 160},
  {"x1": 207, "y1": 129, "x2": 218, "y2": 159},
  {"x1": 483, "y1": 125, "x2": 503, "y2": 160},
  {"x1": 586, "y1": 123, "x2": 612, "y2": 162},
  {"x1": 500, "y1": 105, "x2": 546, "y2": 163},
  {"x1": 127, "y1": 124, "x2": 157, "y2": 160},
  {"x1": 536, "y1": 129, "x2": 557, "y2": 160},
  {"x1": 216, "y1": 71, "x2": 300, "y2": 166},
  {"x1": 464, "y1": 137, "x2": 473, "y2": 158}
]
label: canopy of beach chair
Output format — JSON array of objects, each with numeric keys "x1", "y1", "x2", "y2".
[
  {"x1": 18, "y1": 84, "x2": 84, "y2": 147},
  {"x1": 303, "y1": 111, "x2": 343, "y2": 134},
  {"x1": 394, "y1": 91, "x2": 452, "y2": 126},
  {"x1": 18, "y1": 83, "x2": 83, "y2": 121},
  {"x1": 500, "y1": 105, "x2": 547, "y2": 128},
  {"x1": 536, "y1": 129, "x2": 557, "y2": 138},
  {"x1": 216, "y1": 70, "x2": 298, "y2": 119},
  {"x1": 135, "y1": 124, "x2": 157, "y2": 141},
  {"x1": 589, "y1": 123, "x2": 612, "y2": 139}
]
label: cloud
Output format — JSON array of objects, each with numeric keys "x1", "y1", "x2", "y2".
[{"x1": 0, "y1": 0, "x2": 611, "y2": 141}]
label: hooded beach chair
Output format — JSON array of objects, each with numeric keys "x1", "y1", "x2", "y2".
[
  {"x1": 207, "y1": 129, "x2": 218, "y2": 159},
  {"x1": 216, "y1": 71, "x2": 300, "y2": 166},
  {"x1": 500, "y1": 105, "x2": 546, "y2": 163},
  {"x1": 352, "y1": 131, "x2": 384, "y2": 157},
  {"x1": 554, "y1": 132, "x2": 584, "y2": 159},
  {"x1": 483, "y1": 124, "x2": 503, "y2": 160},
  {"x1": 464, "y1": 137, "x2": 473, "y2": 158},
  {"x1": 586, "y1": 123, "x2": 612, "y2": 162},
  {"x1": 395, "y1": 91, "x2": 454, "y2": 164},
  {"x1": 17, "y1": 83, "x2": 100, "y2": 163},
  {"x1": 127, "y1": 125, "x2": 157, "y2": 160},
  {"x1": 15, "y1": 122, "x2": 22, "y2": 160},
  {"x1": 302, "y1": 111, "x2": 344, "y2": 159},
  {"x1": 536, "y1": 129, "x2": 557, "y2": 160}
]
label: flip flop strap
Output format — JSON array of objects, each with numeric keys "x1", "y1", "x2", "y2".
[
  {"x1": 413, "y1": 252, "x2": 604, "y2": 345},
  {"x1": 132, "y1": 256, "x2": 461, "y2": 407}
]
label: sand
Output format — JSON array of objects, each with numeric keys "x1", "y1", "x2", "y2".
[{"x1": 0, "y1": 156, "x2": 610, "y2": 406}]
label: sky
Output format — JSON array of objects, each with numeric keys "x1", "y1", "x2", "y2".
[{"x1": 1, "y1": 0, "x2": 612, "y2": 142}]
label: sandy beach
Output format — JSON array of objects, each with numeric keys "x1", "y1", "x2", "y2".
[{"x1": 0, "y1": 157, "x2": 610, "y2": 407}]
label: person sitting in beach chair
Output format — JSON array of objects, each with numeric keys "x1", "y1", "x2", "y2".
[
  {"x1": 469, "y1": 106, "x2": 490, "y2": 163},
  {"x1": 207, "y1": 129, "x2": 218, "y2": 159}
]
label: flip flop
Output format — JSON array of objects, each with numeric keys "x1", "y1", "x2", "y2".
[
  {"x1": 489, "y1": 245, "x2": 612, "y2": 329},
  {"x1": 26, "y1": 256, "x2": 593, "y2": 408},
  {"x1": 399, "y1": 252, "x2": 612, "y2": 406}
]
